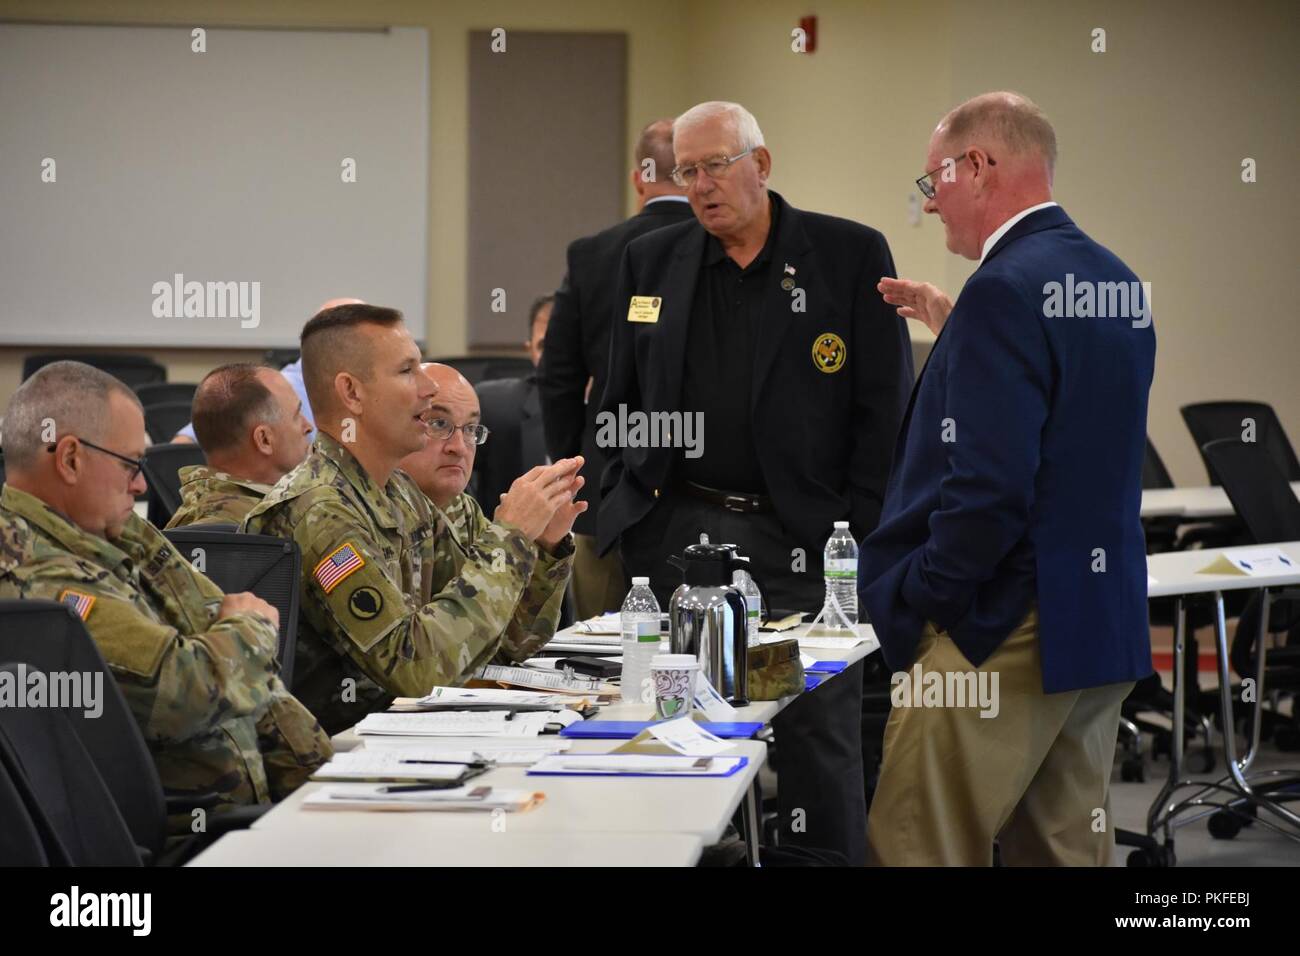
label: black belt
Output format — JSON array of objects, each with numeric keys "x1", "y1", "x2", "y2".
[{"x1": 675, "y1": 479, "x2": 773, "y2": 514}]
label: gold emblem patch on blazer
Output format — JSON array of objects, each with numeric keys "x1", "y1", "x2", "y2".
[
  {"x1": 812, "y1": 333, "x2": 847, "y2": 373},
  {"x1": 627, "y1": 295, "x2": 662, "y2": 323}
]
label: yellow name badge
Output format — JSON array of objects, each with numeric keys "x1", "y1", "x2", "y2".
[{"x1": 627, "y1": 295, "x2": 662, "y2": 323}]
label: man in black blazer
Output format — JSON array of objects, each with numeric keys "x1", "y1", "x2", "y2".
[
  {"x1": 599, "y1": 102, "x2": 913, "y2": 864},
  {"x1": 540, "y1": 119, "x2": 694, "y2": 619},
  {"x1": 473, "y1": 297, "x2": 552, "y2": 511}
]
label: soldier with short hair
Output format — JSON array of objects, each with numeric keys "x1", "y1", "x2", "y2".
[
  {"x1": 243, "y1": 304, "x2": 585, "y2": 734},
  {"x1": 166, "y1": 362, "x2": 313, "y2": 528},
  {"x1": 0, "y1": 361, "x2": 331, "y2": 827}
]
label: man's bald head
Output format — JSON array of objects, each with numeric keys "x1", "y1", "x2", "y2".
[
  {"x1": 935, "y1": 91, "x2": 1057, "y2": 178},
  {"x1": 299, "y1": 303, "x2": 406, "y2": 415},
  {"x1": 317, "y1": 296, "x2": 365, "y2": 312},
  {"x1": 399, "y1": 363, "x2": 483, "y2": 508}
]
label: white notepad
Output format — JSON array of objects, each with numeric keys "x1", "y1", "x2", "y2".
[
  {"x1": 355, "y1": 711, "x2": 521, "y2": 737},
  {"x1": 312, "y1": 753, "x2": 471, "y2": 782},
  {"x1": 303, "y1": 784, "x2": 543, "y2": 812}
]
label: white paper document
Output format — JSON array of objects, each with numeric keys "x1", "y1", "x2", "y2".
[
  {"x1": 528, "y1": 753, "x2": 744, "y2": 775},
  {"x1": 692, "y1": 676, "x2": 739, "y2": 722},
  {"x1": 647, "y1": 717, "x2": 734, "y2": 756},
  {"x1": 312, "y1": 753, "x2": 471, "y2": 782},
  {"x1": 355, "y1": 711, "x2": 544, "y2": 737},
  {"x1": 303, "y1": 784, "x2": 542, "y2": 812},
  {"x1": 797, "y1": 635, "x2": 865, "y2": 649}
]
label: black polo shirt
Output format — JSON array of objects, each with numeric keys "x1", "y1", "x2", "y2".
[{"x1": 679, "y1": 197, "x2": 779, "y2": 494}]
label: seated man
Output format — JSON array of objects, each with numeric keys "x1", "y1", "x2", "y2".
[
  {"x1": 0, "y1": 362, "x2": 331, "y2": 826},
  {"x1": 167, "y1": 363, "x2": 312, "y2": 528},
  {"x1": 242, "y1": 304, "x2": 586, "y2": 734},
  {"x1": 399, "y1": 363, "x2": 574, "y2": 658}
]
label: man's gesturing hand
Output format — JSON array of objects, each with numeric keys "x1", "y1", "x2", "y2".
[
  {"x1": 878, "y1": 277, "x2": 954, "y2": 336},
  {"x1": 495, "y1": 457, "x2": 584, "y2": 542}
]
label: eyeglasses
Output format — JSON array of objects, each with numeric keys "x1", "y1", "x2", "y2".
[
  {"x1": 427, "y1": 418, "x2": 490, "y2": 446},
  {"x1": 916, "y1": 153, "x2": 996, "y2": 199},
  {"x1": 46, "y1": 436, "x2": 145, "y2": 481},
  {"x1": 670, "y1": 147, "x2": 754, "y2": 187}
]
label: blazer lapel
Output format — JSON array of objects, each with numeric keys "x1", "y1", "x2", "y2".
[
  {"x1": 752, "y1": 192, "x2": 814, "y2": 410},
  {"x1": 660, "y1": 226, "x2": 707, "y2": 410}
]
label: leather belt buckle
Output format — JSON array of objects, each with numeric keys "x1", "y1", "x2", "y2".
[{"x1": 722, "y1": 494, "x2": 753, "y2": 513}]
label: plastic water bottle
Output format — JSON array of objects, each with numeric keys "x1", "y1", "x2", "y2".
[
  {"x1": 620, "y1": 577, "x2": 662, "y2": 704},
  {"x1": 822, "y1": 521, "x2": 858, "y2": 628},
  {"x1": 733, "y1": 569, "x2": 762, "y2": 647}
]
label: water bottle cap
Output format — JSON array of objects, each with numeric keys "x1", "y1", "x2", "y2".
[
  {"x1": 833, "y1": 521, "x2": 850, "y2": 529},
  {"x1": 631, "y1": 576, "x2": 650, "y2": 586}
]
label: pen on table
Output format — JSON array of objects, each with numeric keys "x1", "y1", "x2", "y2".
[{"x1": 398, "y1": 758, "x2": 491, "y2": 768}]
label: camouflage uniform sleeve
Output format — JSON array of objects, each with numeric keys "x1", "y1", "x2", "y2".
[
  {"x1": 254, "y1": 676, "x2": 334, "y2": 799},
  {"x1": 294, "y1": 499, "x2": 538, "y2": 698},
  {"x1": 466, "y1": 496, "x2": 573, "y2": 662},
  {"x1": 20, "y1": 565, "x2": 282, "y2": 746}
]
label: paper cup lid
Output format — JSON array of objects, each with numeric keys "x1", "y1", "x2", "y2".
[{"x1": 651, "y1": 653, "x2": 697, "y2": 668}]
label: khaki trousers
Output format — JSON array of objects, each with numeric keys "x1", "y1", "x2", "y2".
[
  {"x1": 867, "y1": 609, "x2": 1133, "y2": 866},
  {"x1": 571, "y1": 533, "x2": 629, "y2": 619}
]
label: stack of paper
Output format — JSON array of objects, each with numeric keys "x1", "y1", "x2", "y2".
[
  {"x1": 476, "y1": 664, "x2": 617, "y2": 698},
  {"x1": 527, "y1": 754, "x2": 747, "y2": 777},
  {"x1": 412, "y1": 686, "x2": 596, "y2": 709},
  {"x1": 312, "y1": 753, "x2": 473, "y2": 783},
  {"x1": 355, "y1": 711, "x2": 521, "y2": 737},
  {"x1": 304, "y1": 784, "x2": 544, "y2": 812},
  {"x1": 356, "y1": 710, "x2": 582, "y2": 738},
  {"x1": 357, "y1": 737, "x2": 572, "y2": 766}
]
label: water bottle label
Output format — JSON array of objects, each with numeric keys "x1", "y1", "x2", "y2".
[
  {"x1": 824, "y1": 558, "x2": 857, "y2": 578},
  {"x1": 745, "y1": 595, "x2": 761, "y2": 620},
  {"x1": 627, "y1": 620, "x2": 660, "y2": 642}
]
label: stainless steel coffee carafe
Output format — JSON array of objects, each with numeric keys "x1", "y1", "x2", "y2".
[{"x1": 666, "y1": 543, "x2": 756, "y2": 706}]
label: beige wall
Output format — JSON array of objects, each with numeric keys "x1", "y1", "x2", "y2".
[{"x1": 3, "y1": 0, "x2": 1295, "y2": 486}]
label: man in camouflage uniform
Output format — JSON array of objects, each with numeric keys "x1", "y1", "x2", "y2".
[
  {"x1": 167, "y1": 363, "x2": 312, "y2": 528},
  {"x1": 0, "y1": 362, "x2": 331, "y2": 826},
  {"x1": 243, "y1": 304, "x2": 585, "y2": 734},
  {"x1": 399, "y1": 363, "x2": 571, "y2": 658}
]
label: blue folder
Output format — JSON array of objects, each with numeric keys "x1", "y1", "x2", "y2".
[
  {"x1": 804, "y1": 660, "x2": 847, "y2": 675},
  {"x1": 559, "y1": 720, "x2": 764, "y2": 740}
]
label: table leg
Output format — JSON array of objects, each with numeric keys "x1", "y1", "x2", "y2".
[
  {"x1": 1148, "y1": 595, "x2": 1186, "y2": 840},
  {"x1": 739, "y1": 779, "x2": 762, "y2": 868}
]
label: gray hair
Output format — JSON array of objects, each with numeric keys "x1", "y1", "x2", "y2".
[
  {"x1": 674, "y1": 101, "x2": 765, "y2": 154},
  {"x1": 2, "y1": 361, "x2": 141, "y2": 471},
  {"x1": 937, "y1": 91, "x2": 1057, "y2": 173}
]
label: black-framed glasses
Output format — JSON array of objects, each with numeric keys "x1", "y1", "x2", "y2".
[
  {"x1": 670, "y1": 147, "x2": 754, "y2": 187},
  {"x1": 427, "y1": 418, "x2": 490, "y2": 446},
  {"x1": 47, "y1": 436, "x2": 145, "y2": 481},
  {"x1": 916, "y1": 153, "x2": 996, "y2": 199}
]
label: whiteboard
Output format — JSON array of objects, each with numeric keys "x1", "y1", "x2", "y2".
[{"x1": 0, "y1": 23, "x2": 428, "y2": 347}]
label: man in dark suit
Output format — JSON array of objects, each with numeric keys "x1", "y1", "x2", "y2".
[
  {"x1": 599, "y1": 101, "x2": 913, "y2": 864},
  {"x1": 473, "y1": 296, "x2": 553, "y2": 511},
  {"x1": 860, "y1": 92, "x2": 1156, "y2": 866},
  {"x1": 540, "y1": 119, "x2": 694, "y2": 619}
]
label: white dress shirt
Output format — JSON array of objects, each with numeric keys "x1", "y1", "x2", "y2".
[{"x1": 979, "y1": 201, "x2": 1058, "y2": 266}]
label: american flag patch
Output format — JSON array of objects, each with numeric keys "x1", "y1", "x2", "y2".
[
  {"x1": 58, "y1": 588, "x2": 96, "y2": 620},
  {"x1": 313, "y1": 543, "x2": 365, "y2": 594}
]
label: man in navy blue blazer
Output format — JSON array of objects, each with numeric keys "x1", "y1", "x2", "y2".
[{"x1": 859, "y1": 92, "x2": 1155, "y2": 866}]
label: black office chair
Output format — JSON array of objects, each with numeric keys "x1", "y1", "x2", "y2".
[
  {"x1": 135, "y1": 382, "x2": 198, "y2": 407},
  {"x1": 21, "y1": 352, "x2": 166, "y2": 388},
  {"x1": 144, "y1": 401, "x2": 195, "y2": 445},
  {"x1": 0, "y1": 600, "x2": 167, "y2": 858},
  {"x1": 0, "y1": 754, "x2": 51, "y2": 866},
  {"x1": 0, "y1": 662, "x2": 143, "y2": 866},
  {"x1": 140, "y1": 442, "x2": 206, "y2": 527},
  {"x1": 161, "y1": 529, "x2": 301, "y2": 688},
  {"x1": 1182, "y1": 401, "x2": 1300, "y2": 485},
  {"x1": 1203, "y1": 438, "x2": 1300, "y2": 751},
  {"x1": 0, "y1": 600, "x2": 268, "y2": 863},
  {"x1": 431, "y1": 354, "x2": 535, "y2": 385}
]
